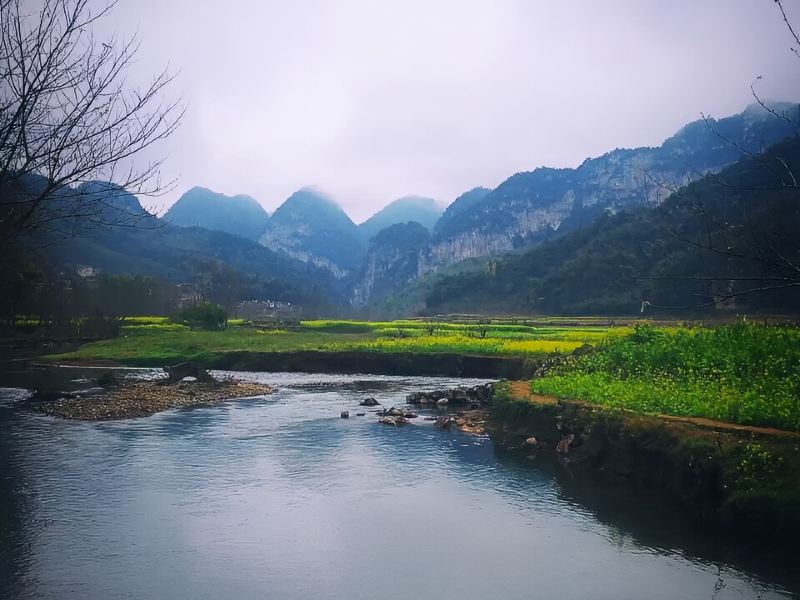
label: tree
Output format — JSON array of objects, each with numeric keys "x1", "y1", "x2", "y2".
[
  {"x1": 177, "y1": 302, "x2": 227, "y2": 331},
  {"x1": 639, "y1": 0, "x2": 800, "y2": 310},
  {"x1": 0, "y1": 0, "x2": 182, "y2": 250}
]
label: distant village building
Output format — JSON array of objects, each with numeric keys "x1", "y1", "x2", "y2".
[
  {"x1": 234, "y1": 299, "x2": 300, "y2": 322},
  {"x1": 76, "y1": 265, "x2": 100, "y2": 279},
  {"x1": 176, "y1": 283, "x2": 203, "y2": 308}
]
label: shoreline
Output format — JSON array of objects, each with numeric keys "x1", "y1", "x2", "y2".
[
  {"x1": 15, "y1": 358, "x2": 800, "y2": 545},
  {"x1": 30, "y1": 378, "x2": 274, "y2": 420},
  {"x1": 39, "y1": 350, "x2": 542, "y2": 379},
  {"x1": 489, "y1": 381, "x2": 800, "y2": 543}
]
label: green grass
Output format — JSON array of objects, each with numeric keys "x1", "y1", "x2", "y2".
[
  {"x1": 51, "y1": 318, "x2": 612, "y2": 363},
  {"x1": 55, "y1": 329, "x2": 372, "y2": 363},
  {"x1": 50, "y1": 317, "x2": 800, "y2": 431},
  {"x1": 531, "y1": 324, "x2": 800, "y2": 431}
]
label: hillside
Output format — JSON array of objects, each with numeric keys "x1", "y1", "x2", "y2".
[
  {"x1": 352, "y1": 221, "x2": 431, "y2": 309},
  {"x1": 358, "y1": 196, "x2": 442, "y2": 242},
  {"x1": 419, "y1": 137, "x2": 800, "y2": 315},
  {"x1": 259, "y1": 187, "x2": 365, "y2": 278},
  {"x1": 422, "y1": 103, "x2": 799, "y2": 274},
  {"x1": 164, "y1": 187, "x2": 269, "y2": 241},
  {"x1": 41, "y1": 185, "x2": 347, "y2": 312}
]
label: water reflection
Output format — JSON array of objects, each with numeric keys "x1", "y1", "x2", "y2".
[{"x1": 0, "y1": 370, "x2": 796, "y2": 600}]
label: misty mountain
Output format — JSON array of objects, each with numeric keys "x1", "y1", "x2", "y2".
[
  {"x1": 420, "y1": 136, "x2": 800, "y2": 315},
  {"x1": 358, "y1": 195, "x2": 442, "y2": 242},
  {"x1": 433, "y1": 187, "x2": 491, "y2": 236},
  {"x1": 164, "y1": 186, "x2": 270, "y2": 241},
  {"x1": 38, "y1": 184, "x2": 347, "y2": 311},
  {"x1": 352, "y1": 221, "x2": 431, "y2": 309},
  {"x1": 259, "y1": 187, "x2": 365, "y2": 279},
  {"x1": 422, "y1": 102, "x2": 799, "y2": 274}
]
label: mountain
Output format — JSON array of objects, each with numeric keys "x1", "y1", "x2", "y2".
[
  {"x1": 77, "y1": 181, "x2": 154, "y2": 224},
  {"x1": 433, "y1": 187, "x2": 491, "y2": 236},
  {"x1": 259, "y1": 187, "x2": 365, "y2": 279},
  {"x1": 40, "y1": 184, "x2": 347, "y2": 312},
  {"x1": 421, "y1": 102, "x2": 799, "y2": 274},
  {"x1": 352, "y1": 221, "x2": 431, "y2": 309},
  {"x1": 164, "y1": 187, "x2": 269, "y2": 241},
  {"x1": 419, "y1": 136, "x2": 800, "y2": 315},
  {"x1": 358, "y1": 196, "x2": 442, "y2": 242}
]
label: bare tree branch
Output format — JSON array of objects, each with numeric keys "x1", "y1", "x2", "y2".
[{"x1": 0, "y1": 0, "x2": 183, "y2": 250}]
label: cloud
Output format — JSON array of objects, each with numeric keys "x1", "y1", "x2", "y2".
[{"x1": 103, "y1": 0, "x2": 800, "y2": 221}]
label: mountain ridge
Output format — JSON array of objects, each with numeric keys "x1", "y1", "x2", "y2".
[
  {"x1": 164, "y1": 186, "x2": 269, "y2": 241},
  {"x1": 259, "y1": 187, "x2": 365, "y2": 279},
  {"x1": 358, "y1": 195, "x2": 442, "y2": 242}
]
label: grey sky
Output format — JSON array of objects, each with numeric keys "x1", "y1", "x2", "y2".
[{"x1": 104, "y1": 0, "x2": 800, "y2": 222}]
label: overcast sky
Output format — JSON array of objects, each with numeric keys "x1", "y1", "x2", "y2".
[{"x1": 102, "y1": 0, "x2": 800, "y2": 222}]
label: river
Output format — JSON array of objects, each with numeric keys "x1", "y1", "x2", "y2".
[{"x1": 0, "y1": 368, "x2": 797, "y2": 599}]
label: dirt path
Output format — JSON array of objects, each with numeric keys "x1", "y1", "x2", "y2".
[{"x1": 506, "y1": 380, "x2": 800, "y2": 439}]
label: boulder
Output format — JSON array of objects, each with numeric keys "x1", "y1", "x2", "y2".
[
  {"x1": 360, "y1": 397, "x2": 380, "y2": 407},
  {"x1": 340, "y1": 411, "x2": 350, "y2": 419},
  {"x1": 406, "y1": 382, "x2": 495, "y2": 406},
  {"x1": 163, "y1": 362, "x2": 213, "y2": 384},
  {"x1": 523, "y1": 436, "x2": 540, "y2": 450},
  {"x1": 556, "y1": 433, "x2": 575, "y2": 454},
  {"x1": 433, "y1": 416, "x2": 456, "y2": 430},
  {"x1": 386, "y1": 407, "x2": 418, "y2": 419},
  {"x1": 379, "y1": 416, "x2": 408, "y2": 426}
]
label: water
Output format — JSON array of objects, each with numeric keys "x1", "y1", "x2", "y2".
[{"x1": 0, "y1": 369, "x2": 797, "y2": 600}]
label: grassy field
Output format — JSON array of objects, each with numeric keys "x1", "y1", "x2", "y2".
[
  {"x1": 530, "y1": 323, "x2": 800, "y2": 431},
  {"x1": 54, "y1": 317, "x2": 610, "y2": 363},
  {"x1": 52, "y1": 317, "x2": 800, "y2": 431}
]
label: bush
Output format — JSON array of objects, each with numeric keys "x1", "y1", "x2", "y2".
[
  {"x1": 531, "y1": 323, "x2": 800, "y2": 431},
  {"x1": 81, "y1": 315, "x2": 122, "y2": 338},
  {"x1": 175, "y1": 303, "x2": 227, "y2": 331}
]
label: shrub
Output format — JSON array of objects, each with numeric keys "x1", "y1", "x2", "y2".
[{"x1": 175, "y1": 303, "x2": 227, "y2": 331}]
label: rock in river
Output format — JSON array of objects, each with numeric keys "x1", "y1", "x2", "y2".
[
  {"x1": 407, "y1": 382, "x2": 495, "y2": 406},
  {"x1": 33, "y1": 379, "x2": 274, "y2": 421},
  {"x1": 379, "y1": 416, "x2": 408, "y2": 426}
]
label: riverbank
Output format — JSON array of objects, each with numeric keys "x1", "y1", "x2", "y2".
[
  {"x1": 490, "y1": 381, "x2": 800, "y2": 542},
  {"x1": 41, "y1": 319, "x2": 602, "y2": 368},
  {"x1": 30, "y1": 378, "x2": 274, "y2": 420},
  {"x1": 50, "y1": 350, "x2": 540, "y2": 379}
]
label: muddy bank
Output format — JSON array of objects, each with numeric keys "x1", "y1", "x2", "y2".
[
  {"x1": 489, "y1": 383, "x2": 800, "y2": 543},
  {"x1": 30, "y1": 379, "x2": 273, "y2": 420},
  {"x1": 208, "y1": 351, "x2": 537, "y2": 378},
  {"x1": 191, "y1": 351, "x2": 534, "y2": 379}
]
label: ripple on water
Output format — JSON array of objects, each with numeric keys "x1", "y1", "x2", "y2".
[{"x1": 0, "y1": 374, "x2": 797, "y2": 600}]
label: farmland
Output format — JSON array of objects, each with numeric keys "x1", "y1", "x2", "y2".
[
  {"x1": 52, "y1": 317, "x2": 611, "y2": 363},
  {"x1": 50, "y1": 317, "x2": 800, "y2": 431},
  {"x1": 530, "y1": 323, "x2": 800, "y2": 431}
]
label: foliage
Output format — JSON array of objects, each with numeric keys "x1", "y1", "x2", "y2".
[
  {"x1": 0, "y1": 0, "x2": 181, "y2": 248},
  {"x1": 422, "y1": 138, "x2": 800, "y2": 316},
  {"x1": 176, "y1": 303, "x2": 228, "y2": 331},
  {"x1": 52, "y1": 318, "x2": 615, "y2": 363},
  {"x1": 332, "y1": 334, "x2": 581, "y2": 356},
  {"x1": 531, "y1": 323, "x2": 800, "y2": 431}
]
